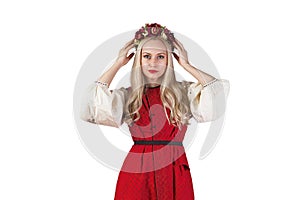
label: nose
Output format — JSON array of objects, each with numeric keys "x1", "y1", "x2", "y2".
[{"x1": 149, "y1": 57, "x2": 158, "y2": 66}]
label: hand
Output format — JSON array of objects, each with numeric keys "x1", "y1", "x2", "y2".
[
  {"x1": 115, "y1": 39, "x2": 136, "y2": 67},
  {"x1": 172, "y1": 38, "x2": 190, "y2": 68}
]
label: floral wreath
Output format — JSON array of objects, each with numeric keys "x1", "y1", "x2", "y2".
[{"x1": 134, "y1": 23, "x2": 175, "y2": 50}]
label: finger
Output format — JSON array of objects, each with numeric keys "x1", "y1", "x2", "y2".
[
  {"x1": 124, "y1": 39, "x2": 135, "y2": 48},
  {"x1": 174, "y1": 38, "x2": 184, "y2": 50},
  {"x1": 119, "y1": 43, "x2": 135, "y2": 57},
  {"x1": 172, "y1": 41, "x2": 181, "y2": 52},
  {"x1": 124, "y1": 43, "x2": 136, "y2": 52},
  {"x1": 173, "y1": 40, "x2": 183, "y2": 52},
  {"x1": 173, "y1": 49, "x2": 188, "y2": 64}
]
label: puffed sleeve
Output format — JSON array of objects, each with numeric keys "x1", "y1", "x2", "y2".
[
  {"x1": 181, "y1": 79, "x2": 230, "y2": 123},
  {"x1": 80, "y1": 82, "x2": 129, "y2": 127}
]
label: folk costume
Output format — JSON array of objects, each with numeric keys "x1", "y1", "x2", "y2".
[{"x1": 81, "y1": 23, "x2": 230, "y2": 199}]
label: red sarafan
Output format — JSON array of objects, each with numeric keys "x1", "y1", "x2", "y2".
[{"x1": 114, "y1": 85, "x2": 194, "y2": 200}]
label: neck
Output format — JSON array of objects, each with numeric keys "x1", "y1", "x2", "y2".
[
  {"x1": 144, "y1": 78, "x2": 162, "y2": 87},
  {"x1": 146, "y1": 83, "x2": 160, "y2": 87}
]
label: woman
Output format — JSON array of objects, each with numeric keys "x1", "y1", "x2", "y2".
[{"x1": 81, "y1": 23, "x2": 230, "y2": 199}]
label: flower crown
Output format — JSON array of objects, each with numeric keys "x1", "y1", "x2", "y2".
[{"x1": 134, "y1": 23, "x2": 175, "y2": 50}]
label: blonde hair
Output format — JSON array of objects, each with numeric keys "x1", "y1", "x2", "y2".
[{"x1": 124, "y1": 37, "x2": 191, "y2": 129}]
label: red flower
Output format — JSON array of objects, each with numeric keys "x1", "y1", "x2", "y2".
[
  {"x1": 135, "y1": 33, "x2": 143, "y2": 40},
  {"x1": 146, "y1": 23, "x2": 161, "y2": 28}
]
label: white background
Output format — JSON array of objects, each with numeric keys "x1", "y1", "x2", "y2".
[{"x1": 1, "y1": 0, "x2": 299, "y2": 199}]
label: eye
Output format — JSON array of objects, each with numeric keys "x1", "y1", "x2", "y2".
[
  {"x1": 143, "y1": 55, "x2": 151, "y2": 59},
  {"x1": 158, "y1": 55, "x2": 165, "y2": 59}
]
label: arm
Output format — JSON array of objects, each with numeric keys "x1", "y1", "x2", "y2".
[
  {"x1": 97, "y1": 39, "x2": 135, "y2": 86},
  {"x1": 80, "y1": 39, "x2": 135, "y2": 126},
  {"x1": 181, "y1": 63, "x2": 216, "y2": 86},
  {"x1": 173, "y1": 38, "x2": 230, "y2": 122},
  {"x1": 97, "y1": 62, "x2": 123, "y2": 87},
  {"x1": 172, "y1": 38, "x2": 216, "y2": 85}
]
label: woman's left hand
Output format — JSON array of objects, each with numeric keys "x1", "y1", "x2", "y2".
[{"x1": 172, "y1": 38, "x2": 189, "y2": 68}]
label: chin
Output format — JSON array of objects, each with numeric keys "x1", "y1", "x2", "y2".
[{"x1": 148, "y1": 77, "x2": 161, "y2": 82}]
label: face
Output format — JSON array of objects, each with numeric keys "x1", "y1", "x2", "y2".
[{"x1": 141, "y1": 39, "x2": 167, "y2": 84}]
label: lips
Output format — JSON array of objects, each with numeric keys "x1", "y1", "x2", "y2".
[{"x1": 149, "y1": 70, "x2": 158, "y2": 73}]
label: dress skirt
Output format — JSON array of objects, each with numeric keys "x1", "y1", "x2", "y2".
[{"x1": 114, "y1": 143, "x2": 194, "y2": 200}]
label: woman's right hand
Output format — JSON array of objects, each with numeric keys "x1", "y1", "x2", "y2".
[{"x1": 115, "y1": 39, "x2": 136, "y2": 67}]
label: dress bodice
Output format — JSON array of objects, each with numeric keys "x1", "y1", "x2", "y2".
[{"x1": 128, "y1": 86, "x2": 187, "y2": 142}]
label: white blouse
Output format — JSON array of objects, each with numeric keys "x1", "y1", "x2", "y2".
[{"x1": 80, "y1": 79, "x2": 230, "y2": 127}]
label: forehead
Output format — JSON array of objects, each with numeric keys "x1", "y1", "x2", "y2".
[{"x1": 142, "y1": 39, "x2": 167, "y2": 53}]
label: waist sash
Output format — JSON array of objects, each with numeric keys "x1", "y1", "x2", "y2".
[{"x1": 134, "y1": 140, "x2": 183, "y2": 146}]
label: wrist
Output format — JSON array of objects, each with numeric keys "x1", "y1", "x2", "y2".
[
  {"x1": 203, "y1": 78, "x2": 218, "y2": 88},
  {"x1": 112, "y1": 61, "x2": 123, "y2": 69},
  {"x1": 182, "y1": 62, "x2": 192, "y2": 69},
  {"x1": 95, "y1": 80, "x2": 109, "y2": 87}
]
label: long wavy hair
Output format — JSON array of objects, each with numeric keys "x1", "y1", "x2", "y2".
[{"x1": 124, "y1": 37, "x2": 191, "y2": 129}]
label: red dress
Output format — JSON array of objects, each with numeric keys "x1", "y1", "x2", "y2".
[{"x1": 114, "y1": 85, "x2": 194, "y2": 200}]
